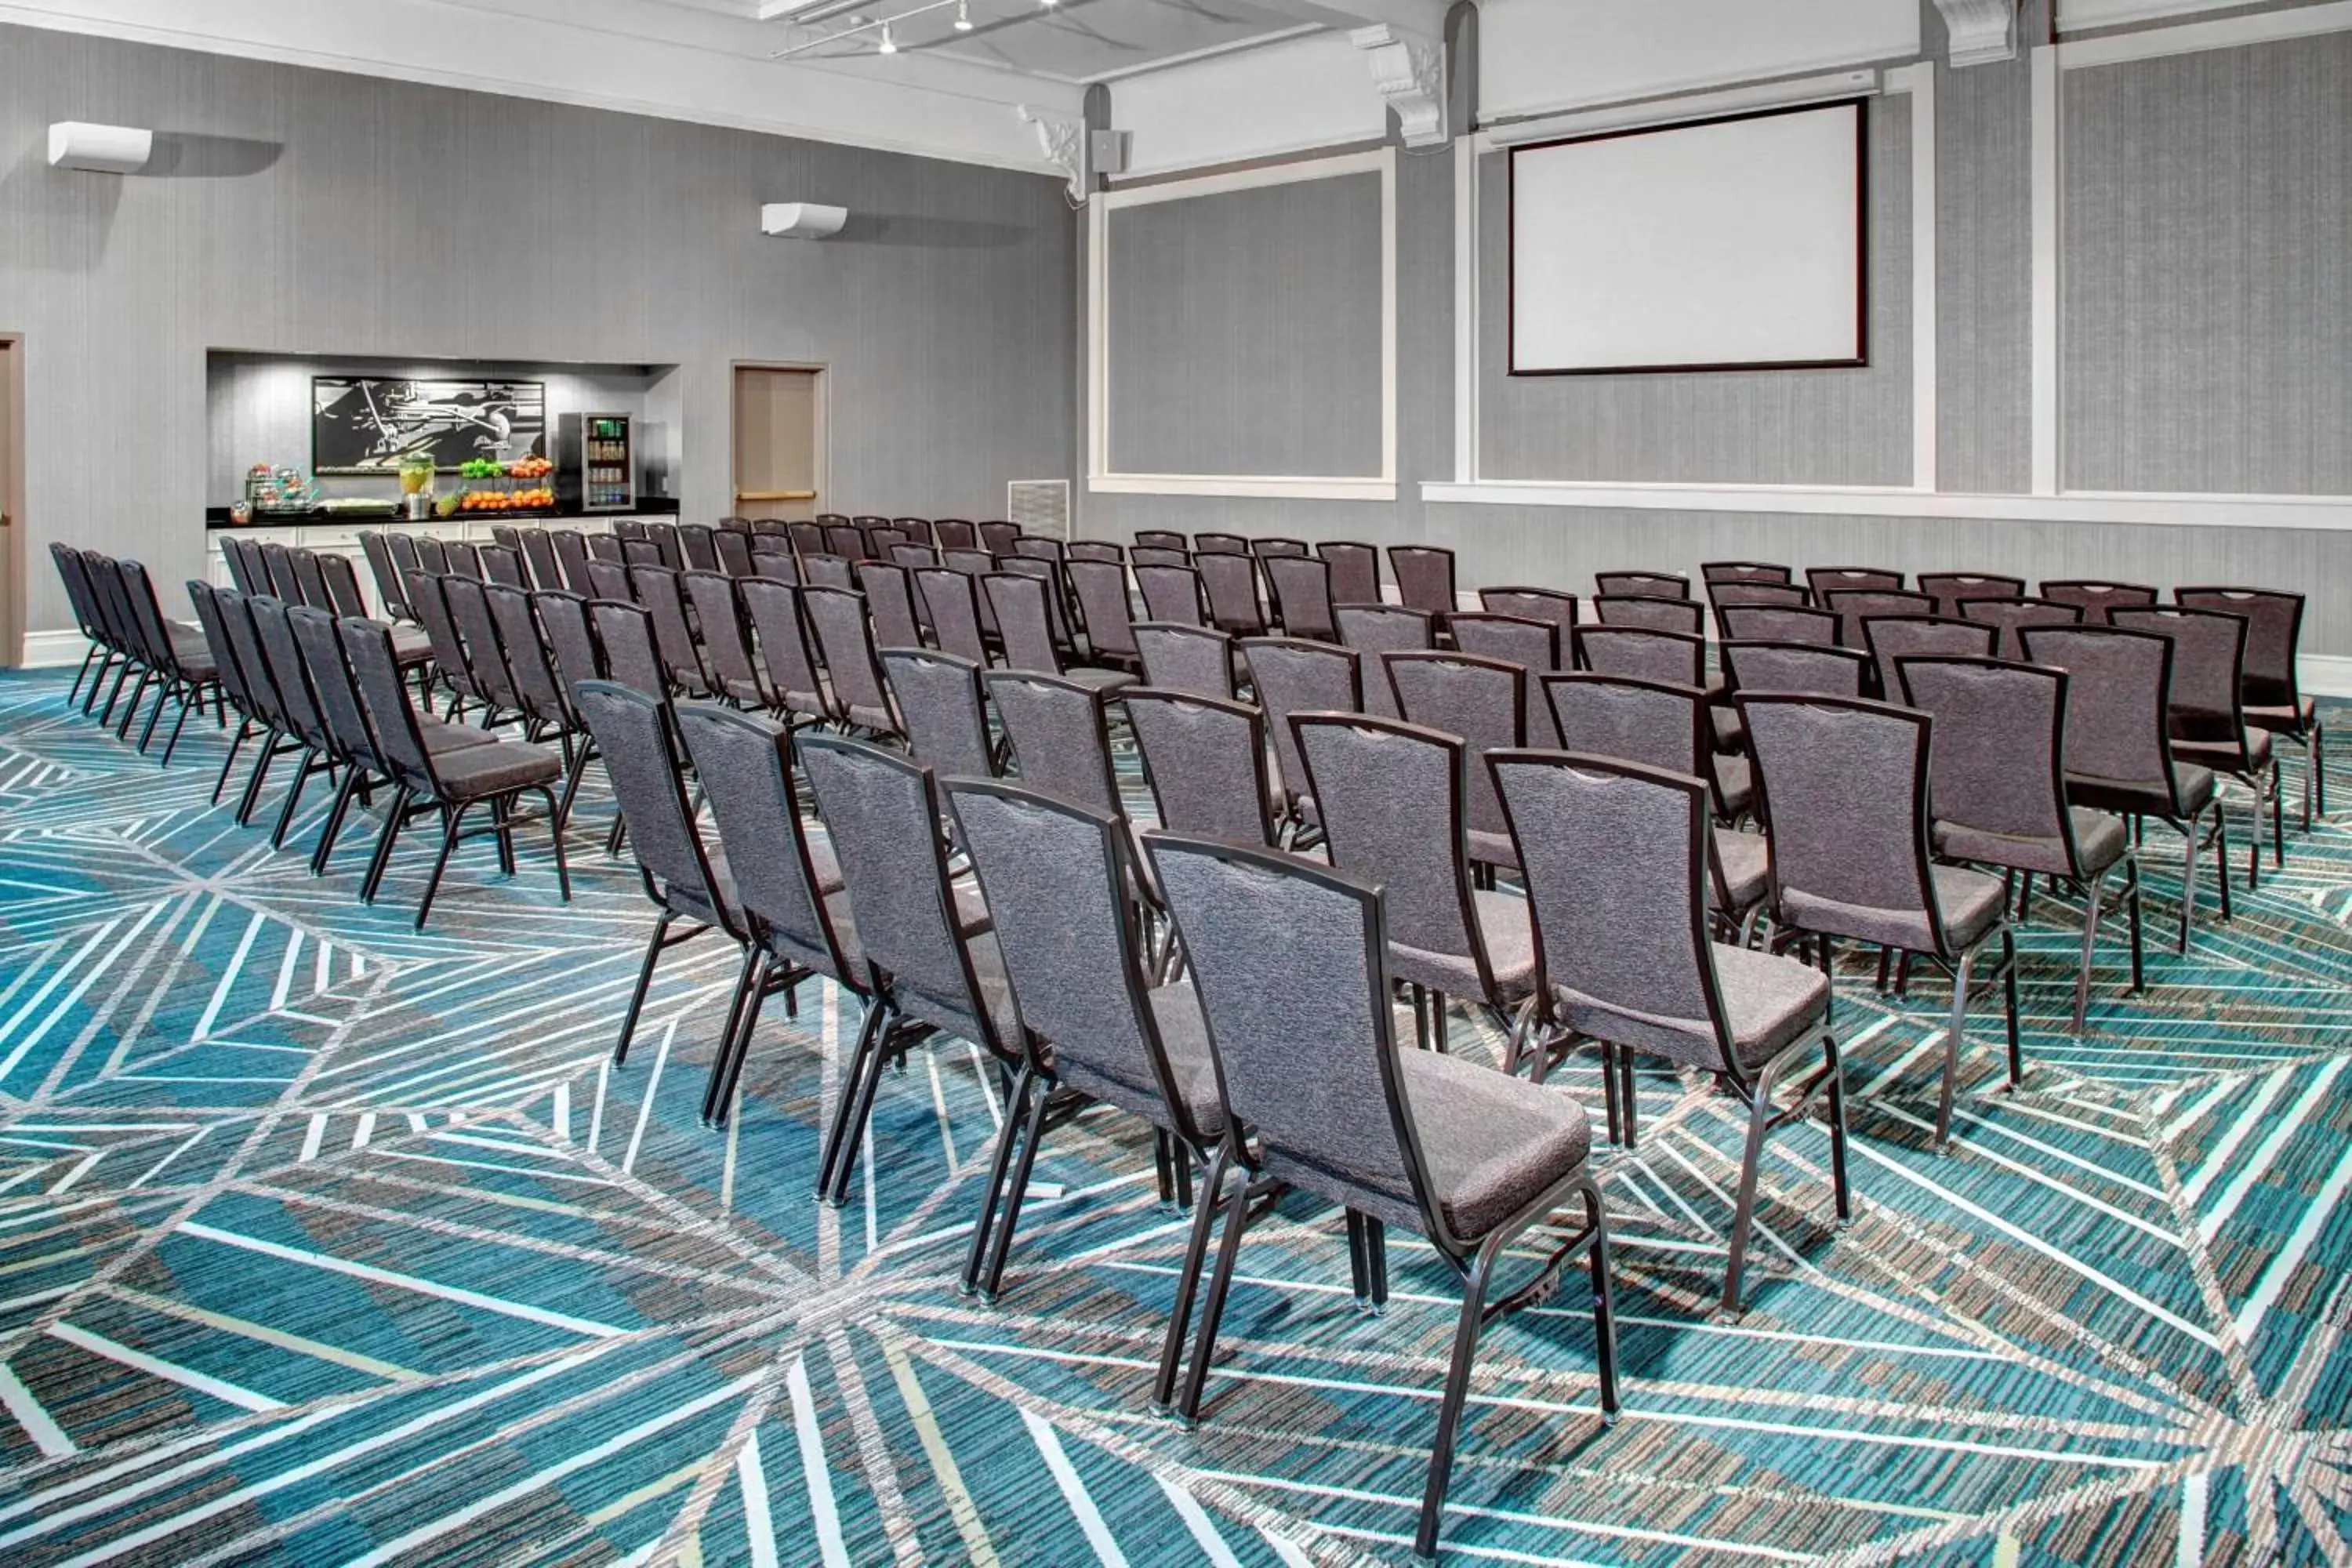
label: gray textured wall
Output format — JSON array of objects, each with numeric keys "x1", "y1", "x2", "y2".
[
  {"x1": 1106, "y1": 172, "x2": 1385, "y2": 477},
  {"x1": 2061, "y1": 29, "x2": 2352, "y2": 494},
  {"x1": 0, "y1": 21, "x2": 1076, "y2": 641},
  {"x1": 1084, "y1": 0, "x2": 2352, "y2": 654},
  {"x1": 1479, "y1": 97, "x2": 1914, "y2": 486}
]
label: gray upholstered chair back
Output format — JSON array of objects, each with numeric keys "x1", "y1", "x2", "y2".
[
  {"x1": 1193, "y1": 532, "x2": 1247, "y2": 555},
  {"x1": 550, "y1": 531, "x2": 593, "y2": 594},
  {"x1": 1708, "y1": 583, "x2": 1813, "y2": 637},
  {"x1": 481, "y1": 544, "x2": 529, "y2": 590},
  {"x1": 996, "y1": 555, "x2": 1074, "y2": 648},
  {"x1": 645, "y1": 521, "x2": 684, "y2": 570},
  {"x1": 577, "y1": 680, "x2": 730, "y2": 929},
  {"x1": 1740, "y1": 695, "x2": 1944, "y2": 951},
  {"x1": 913, "y1": 567, "x2": 990, "y2": 666},
  {"x1": 1294, "y1": 713, "x2": 1483, "y2": 985},
  {"x1": 339, "y1": 616, "x2": 434, "y2": 793},
  {"x1": 1721, "y1": 640, "x2": 1869, "y2": 699},
  {"x1": 1479, "y1": 586, "x2": 1578, "y2": 635},
  {"x1": 1265, "y1": 554, "x2": 1339, "y2": 641},
  {"x1": 1822, "y1": 589, "x2": 1936, "y2": 649},
  {"x1": 589, "y1": 601, "x2": 667, "y2": 701},
  {"x1": 822, "y1": 523, "x2": 866, "y2": 561},
  {"x1": 1701, "y1": 561, "x2": 1794, "y2": 586},
  {"x1": 949, "y1": 781, "x2": 1196, "y2": 1133},
  {"x1": 1808, "y1": 567, "x2": 1905, "y2": 595},
  {"x1": 629, "y1": 565, "x2": 709, "y2": 693},
  {"x1": 1544, "y1": 673, "x2": 1708, "y2": 776},
  {"x1": 888, "y1": 543, "x2": 938, "y2": 572},
  {"x1": 677, "y1": 524, "x2": 717, "y2": 572},
  {"x1": 2039, "y1": 579, "x2": 2158, "y2": 625},
  {"x1": 803, "y1": 585, "x2": 896, "y2": 729},
  {"x1": 1592, "y1": 593, "x2": 1704, "y2": 636},
  {"x1": 414, "y1": 536, "x2": 452, "y2": 575},
  {"x1": 802, "y1": 554, "x2": 857, "y2": 592},
  {"x1": 2111, "y1": 607, "x2": 2247, "y2": 740},
  {"x1": 2176, "y1": 587, "x2": 2301, "y2": 708},
  {"x1": 1124, "y1": 689, "x2": 1276, "y2": 845},
  {"x1": 259, "y1": 541, "x2": 303, "y2": 603},
  {"x1": 585, "y1": 557, "x2": 633, "y2": 603},
  {"x1": 1718, "y1": 603, "x2": 1838, "y2": 645},
  {"x1": 683, "y1": 571, "x2": 760, "y2": 699},
  {"x1": 443, "y1": 574, "x2": 522, "y2": 710},
  {"x1": 858, "y1": 562, "x2": 925, "y2": 653},
  {"x1": 984, "y1": 572, "x2": 1063, "y2": 673},
  {"x1": 1132, "y1": 529, "x2": 1185, "y2": 551},
  {"x1": 248, "y1": 595, "x2": 330, "y2": 750},
  {"x1": 884, "y1": 648, "x2": 996, "y2": 781},
  {"x1": 713, "y1": 528, "x2": 757, "y2": 579},
  {"x1": 288, "y1": 604, "x2": 377, "y2": 766},
  {"x1": 750, "y1": 545, "x2": 800, "y2": 583},
  {"x1": 800, "y1": 735, "x2": 1001, "y2": 1049},
  {"x1": 1130, "y1": 546, "x2": 1191, "y2": 570},
  {"x1": 1334, "y1": 604, "x2": 1434, "y2": 719},
  {"x1": 1135, "y1": 622, "x2": 1236, "y2": 701},
  {"x1": 214, "y1": 590, "x2": 285, "y2": 728},
  {"x1": 985, "y1": 670, "x2": 1120, "y2": 816},
  {"x1": 317, "y1": 552, "x2": 372, "y2": 619},
  {"x1": 1595, "y1": 571, "x2": 1690, "y2": 601},
  {"x1": 1196, "y1": 550, "x2": 1267, "y2": 637},
  {"x1": 676, "y1": 702, "x2": 855, "y2": 985},
  {"x1": 359, "y1": 533, "x2": 412, "y2": 617},
  {"x1": 1145, "y1": 833, "x2": 1432, "y2": 1230},
  {"x1": 1388, "y1": 545, "x2": 1457, "y2": 617},
  {"x1": 289, "y1": 549, "x2": 333, "y2": 612},
  {"x1": 1069, "y1": 540, "x2": 1125, "y2": 565},
  {"x1": 1493, "y1": 751, "x2": 1729, "y2": 1071},
  {"x1": 403, "y1": 570, "x2": 477, "y2": 699},
  {"x1": 445, "y1": 541, "x2": 486, "y2": 580},
  {"x1": 2020, "y1": 624, "x2": 2180, "y2": 794},
  {"x1": 1067, "y1": 559, "x2": 1138, "y2": 659},
  {"x1": 734, "y1": 579, "x2": 819, "y2": 716},
  {"x1": 586, "y1": 532, "x2": 625, "y2": 565},
  {"x1": 1252, "y1": 537, "x2": 1308, "y2": 559},
  {"x1": 1863, "y1": 615, "x2": 1995, "y2": 699},
  {"x1": 1135, "y1": 564, "x2": 1207, "y2": 627},
  {"x1": 1446, "y1": 612, "x2": 1562, "y2": 746},
  {"x1": 534, "y1": 590, "x2": 602, "y2": 699},
  {"x1": 1896, "y1": 656, "x2": 2073, "y2": 851},
  {"x1": 1387, "y1": 651, "x2": 1523, "y2": 840},
  {"x1": 1243, "y1": 637, "x2": 1364, "y2": 807},
  {"x1": 1918, "y1": 573, "x2": 2027, "y2": 617},
  {"x1": 1573, "y1": 624, "x2": 1704, "y2": 686},
  {"x1": 1319, "y1": 541, "x2": 1381, "y2": 606},
  {"x1": 485, "y1": 583, "x2": 570, "y2": 728},
  {"x1": 1962, "y1": 597, "x2": 2086, "y2": 659}
]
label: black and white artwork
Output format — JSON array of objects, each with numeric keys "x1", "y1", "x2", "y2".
[{"x1": 311, "y1": 377, "x2": 548, "y2": 474}]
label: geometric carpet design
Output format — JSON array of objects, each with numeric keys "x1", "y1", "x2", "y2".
[{"x1": 0, "y1": 666, "x2": 2348, "y2": 1565}]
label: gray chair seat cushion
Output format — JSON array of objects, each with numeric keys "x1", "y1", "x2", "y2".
[
  {"x1": 167, "y1": 630, "x2": 219, "y2": 679},
  {"x1": 1062, "y1": 667, "x2": 1136, "y2": 695},
  {"x1": 416, "y1": 716, "x2": 496, "y2": 755},
  {"x1": 2246, "y1": 699, "x2": 2318, "y2": 735},
  {"x1": 2172, "y1": 727, "x2": 2273, "y2": 779},
  {"x1": 843, "y1": 701, "x2": 896, "y2": 732},
  {"x1": 1934, "y1": 807, "x2": 2127, "y2": 880},
  {"x1": 1712, "y1": 753, "x2": 1754, "y2": 817},
  {"x1": 1714, "y1": 829, "x2": 1770, "y2": 913},
  {"x1": 1711, "y1": 944, "x2": 1833, "y2": 1067},
  {"x1": 1389, "y1": 890, "x2": 1537, "y2": 1004},
  {"x1": 1779, "y1": 862, "x2": 2005, "y2": 955},
  {"x1": 2067, "y1": 764, "x2": 2216, "y2": 819},
  {"x1": 1399, "y1": 1050, "x2": 1592, "y2": 1240},
  {"x1": 431, "y1": 739, "x2": 560, "y2": 800},
  {"x1": 1467, "y1": 826, "x2": 1521, "y2": 871},
  {"x1": 391, "y1": 625, "x2": 434, "y2": 667},
  {"x1": 1144, "y1": 982, "x2": 1228, "y2": 1134},
  {"x1": 1711, "y1": 702, "x2": 1744, "y2": 753}
]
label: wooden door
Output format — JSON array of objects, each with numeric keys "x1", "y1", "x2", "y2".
[{"x1": 731, "y1": 366, "x2": 822, "y2": 521}]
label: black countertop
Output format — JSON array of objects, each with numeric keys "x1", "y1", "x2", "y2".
[{"x1": 205, "y1": 495, "x2": 681, "y2": 529}]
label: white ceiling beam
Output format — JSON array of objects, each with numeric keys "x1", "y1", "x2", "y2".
[{"x1": 1254, "y1": 0, "x2": 1453, "y2": 37}]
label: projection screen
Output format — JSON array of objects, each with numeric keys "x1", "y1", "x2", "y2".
[{"x1": 1510, "y1": 100, "x2": 1867, "y2": 376}]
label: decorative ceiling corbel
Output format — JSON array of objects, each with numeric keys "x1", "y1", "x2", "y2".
[
  {"x1": 1349, "y1": 23, "x2": 1449, "y2": 149},
  {"x1": 1018, "y1": 103, "x2": 1087, "y2": 201},
  {"x1": 1933, "y1": 0, "x2": 2020, "y2": 67}
]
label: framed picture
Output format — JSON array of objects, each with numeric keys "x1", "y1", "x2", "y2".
[{"x1": 312, "y1": 376, "x2": 548, "y2": 474}]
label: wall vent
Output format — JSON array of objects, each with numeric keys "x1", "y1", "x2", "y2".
[{"x1": 1007, "y1": 479, "x2": 1071, "y2": 539}]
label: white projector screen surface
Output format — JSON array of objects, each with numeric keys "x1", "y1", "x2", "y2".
[{"x1": 1511, "y1": 101, "x2": 1866, "y2": 375}]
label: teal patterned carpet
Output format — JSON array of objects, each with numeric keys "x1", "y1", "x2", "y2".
[{"x1": 0, "y1": 667, "x2": 2348, "y2": 1565}]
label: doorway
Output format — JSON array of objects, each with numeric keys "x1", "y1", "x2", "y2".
[
  {"x1": 0, "y1": 336, "x2": 20, "y2": 668},
  {"x1": 731, "y1": 365, "x2": 824, "y2": 521}
]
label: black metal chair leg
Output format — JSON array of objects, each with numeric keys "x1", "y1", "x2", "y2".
[
  {"x1": 1175, "y1": 1163, "x2": 1258, "y2": 1421},
  {"x1": 270, "y1": 755, "x2": 319, "y2": 850},
  {"x1": 614, "y1": 911, "x2": 675, "y2": 1067},
  {"x1": 962, "y1": 1065, "x2": 1034, "y2": 1296},
  {"x1": 2002, "y1": 929, "x2": 2023, "y2": 1087},
  {"x1": 815, "y1": 1004, "x2": 887, "y2": 1199},
  {"x1": 1824, "y1": 1036, "x2": 1853, "y2": 1225},
  {"x1": 310, "y1": 768, "x2": 364, "y2": 877},
  {"x1": 1721, "y1": 1057, "x2": 1787, "y2": 1316},
  {"x1": 824, "y1": 1019, "x2": 895, "y2": 1208},
  {"x1": 699, "y1": 943, "x2": 762, "y2": 1126},
  {"x1": 413, "y1": 803, "x2": 466, "y2": 930},
  {"x1": 706, "y1": 958, "x2": 775, "y2": 1129},
  {"x1": 360, "y1": 793, "x2": 411, "y2": 904},
  {"x1": 1154, "y1": 1144, "x2": 1230, "y2": 1413},
  {"x1": 212, "y1": 720, "x2": 252, "y2": 804},
  {"x1": 1935, "y1": 949, "x2": 1977, "y2": 1146},
  {"x1": 1415, "y1": 1235, "x2": 1501, "y2": 1562},
  {"x1": 977, "y1": 1077, "x2": 1054, "y2": 1299}
]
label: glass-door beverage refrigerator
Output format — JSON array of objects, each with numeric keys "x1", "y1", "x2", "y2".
[{"x1": 558, "y1": 412, "x2": 636, "y2": 513}]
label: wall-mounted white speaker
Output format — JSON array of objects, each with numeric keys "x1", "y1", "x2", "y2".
[
  {"x1": 760, "y1": 202, "x2": 848, "y2": 240},
  {"x1": 49, "y1": 122, "x2": 153, "y2": 174}
]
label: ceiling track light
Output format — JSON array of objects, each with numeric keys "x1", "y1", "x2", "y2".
[
  {"x1": 769, "y1": 0, "x2": 975, "y2": 60},
  {"x1": 877, "y1": 20, "x2": 896, "y2": 52},
  {"x1": 953, "y1": 0, "x2": 971, "y2": 30}
]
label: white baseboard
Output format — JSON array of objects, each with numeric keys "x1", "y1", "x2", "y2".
[
  {"x1": 20, "y1": 630, "x2": 91, "y2": 670},
  {"x1": 2302, "y1": 655, "x2": 2352, "y2": 699}
]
